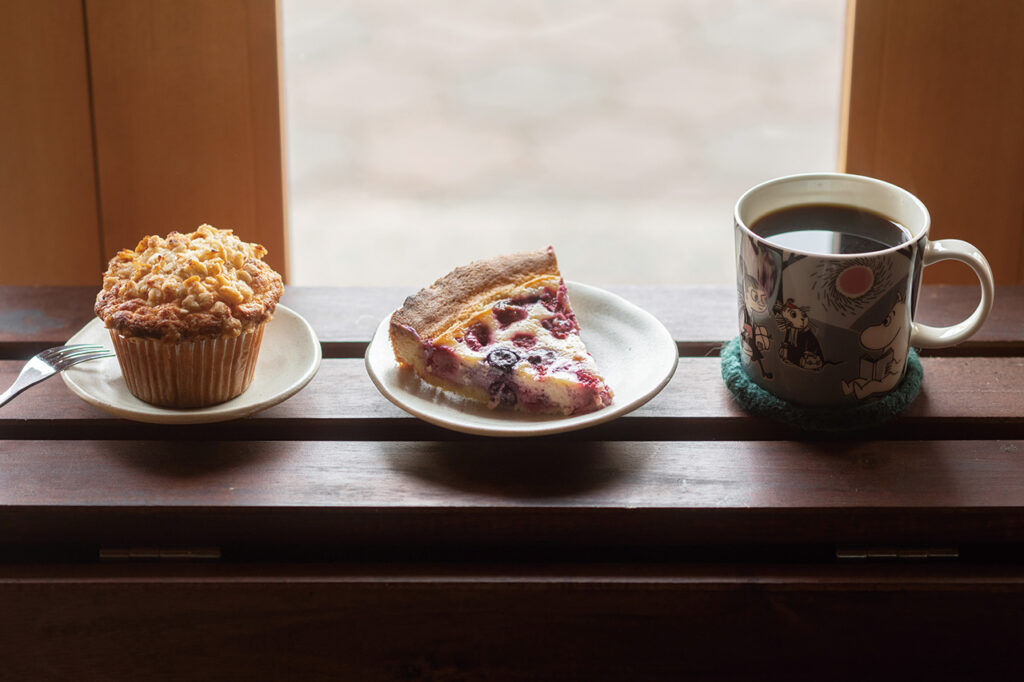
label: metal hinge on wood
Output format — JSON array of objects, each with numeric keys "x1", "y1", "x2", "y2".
[
  {"x1": 836, "y1": 546, "x2": 959, "y2": 561},
  {"x1": 99, "y1": 547, "x2": 222, "y2": 561}
]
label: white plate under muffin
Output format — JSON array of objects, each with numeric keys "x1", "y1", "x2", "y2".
[{"x1": 62, "y1": 305, "x2": 321, "y2": 424}]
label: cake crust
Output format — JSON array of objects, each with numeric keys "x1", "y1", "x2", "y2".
[{"x1": 390, "y1": 247, "x2": 559, "y2": 348}]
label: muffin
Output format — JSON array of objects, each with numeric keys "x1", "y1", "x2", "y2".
[{"x1": 95, "y1": 224, "x2": 284, "y2": 408}]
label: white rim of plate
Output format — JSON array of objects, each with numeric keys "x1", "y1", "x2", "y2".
[{"x1": 61, "y1": 304, "x2": 321, "y2": 424}]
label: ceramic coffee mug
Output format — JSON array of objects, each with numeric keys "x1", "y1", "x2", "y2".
[{"x1": 734, "y1": 172, "x2": 994, "y2": 407}]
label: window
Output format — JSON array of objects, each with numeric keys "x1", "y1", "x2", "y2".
[{"x1": 274, "y1": 1, "x2": 842, "y2": 287}]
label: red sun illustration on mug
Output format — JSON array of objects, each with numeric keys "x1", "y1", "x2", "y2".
[
  {"x1": 813, "y1": 256, "x2": 894, "y2": 315},
  {"x1": 836, "y1": 264, "x2": 874, "y2": 298}
]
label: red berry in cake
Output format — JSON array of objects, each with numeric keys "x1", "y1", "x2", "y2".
[
  {"x1": 492, "y1": 301, "x2": 528, "y2": 327},
  {"x1": 539, "y1": 288, "x2": 558, "y2": 312},
  {"x1": 541, "y1": 314, "x2": 576, "y2": 339},
  {"x1": 425, "y1": 345, "x2": 459, "y2": 379},
  {"x1": 463, "y1": 322, "x2": 491, "y2": 351},
  {"x1": 511, "y1": 333, "x2": 537, "y2": 349}
]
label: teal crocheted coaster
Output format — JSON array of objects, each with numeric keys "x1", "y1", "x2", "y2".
[{"x1": 720, "y1": 336, "x2": 922, "y2": 432}]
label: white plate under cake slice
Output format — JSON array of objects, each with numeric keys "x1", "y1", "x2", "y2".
[{"x1": 389, "y1": 247, "x2": 613, "y2": 416}]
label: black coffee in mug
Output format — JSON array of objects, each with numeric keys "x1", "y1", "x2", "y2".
[{"x1": 751, "y1": 203, "x2": 911, "y2": 255}]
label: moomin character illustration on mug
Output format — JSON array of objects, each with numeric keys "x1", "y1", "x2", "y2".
[{"x1": 842, "y1": 295, "x2": 911, "y2": 400}]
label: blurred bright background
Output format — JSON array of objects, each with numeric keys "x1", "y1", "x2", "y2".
[{"x1": 281, "y1": 0, "x2": 847, "y2": 287}]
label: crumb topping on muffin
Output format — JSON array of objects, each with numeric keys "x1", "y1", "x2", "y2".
[{"x1": 95, "y1": 224, "x2": 284, "y2": 341}]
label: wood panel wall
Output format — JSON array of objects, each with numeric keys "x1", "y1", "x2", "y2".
[
  {"x1": 85, "y1": 0, "x2": 287, "y2": 279},
  {"x1": 0, "y1": 1, "x2": 102, "y2": 285},
  {"x1": 841, "y1": 0, "x2": 1024, "y2": 285},
  {"x1": 0, "y1": 0, "x2": 287, "y2": 286}
]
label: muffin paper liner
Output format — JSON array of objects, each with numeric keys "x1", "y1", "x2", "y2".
[{"x1": 109, "y1": 324, "x2": 265, "y2": 408}]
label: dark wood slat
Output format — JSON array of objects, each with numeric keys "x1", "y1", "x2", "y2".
[
  {"x1": 2, "y1": 356, "x2": 1022, "y2": 441},
  {"x1": 3, "y1": 562, "x2": 1023, "y2": 679},
  {"x1": 1, "y1": 285, "x2": 1021, "y2": 358},
  {"x1": 3, "y1": 439, "x2": 1024, "y2": 547}
]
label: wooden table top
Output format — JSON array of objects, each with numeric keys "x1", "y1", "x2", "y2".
[
  {"x1": 2, "y1": 284, "x2": 1023, "y2": 553},
  {"x1": 5, "y1": 284, "x2": 1024, "y2": 678}
]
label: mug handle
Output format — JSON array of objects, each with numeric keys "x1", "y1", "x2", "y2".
[{"x1": 910, "y1": 239, "x2": 995, "y2": 348}]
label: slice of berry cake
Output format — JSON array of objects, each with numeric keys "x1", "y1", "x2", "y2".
[{"x1": 389, "y1": 247, "x2": 613, "y2": 415}]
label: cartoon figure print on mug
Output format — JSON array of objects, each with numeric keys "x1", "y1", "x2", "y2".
[{"x1": 733, "y1": 173, "x2": 994, "y2": 408}]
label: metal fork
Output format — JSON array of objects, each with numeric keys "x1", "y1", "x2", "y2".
[{"x1": 0, "y1": 344, "x2": 115, "y2": 407}]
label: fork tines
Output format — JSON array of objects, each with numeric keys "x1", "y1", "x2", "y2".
[
  {"x1": 44, "y1": 344, "x2": 115, "y2": 369},
  {"x1": 43, "y1": 344, "x2": 111, "y2": 360}
]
